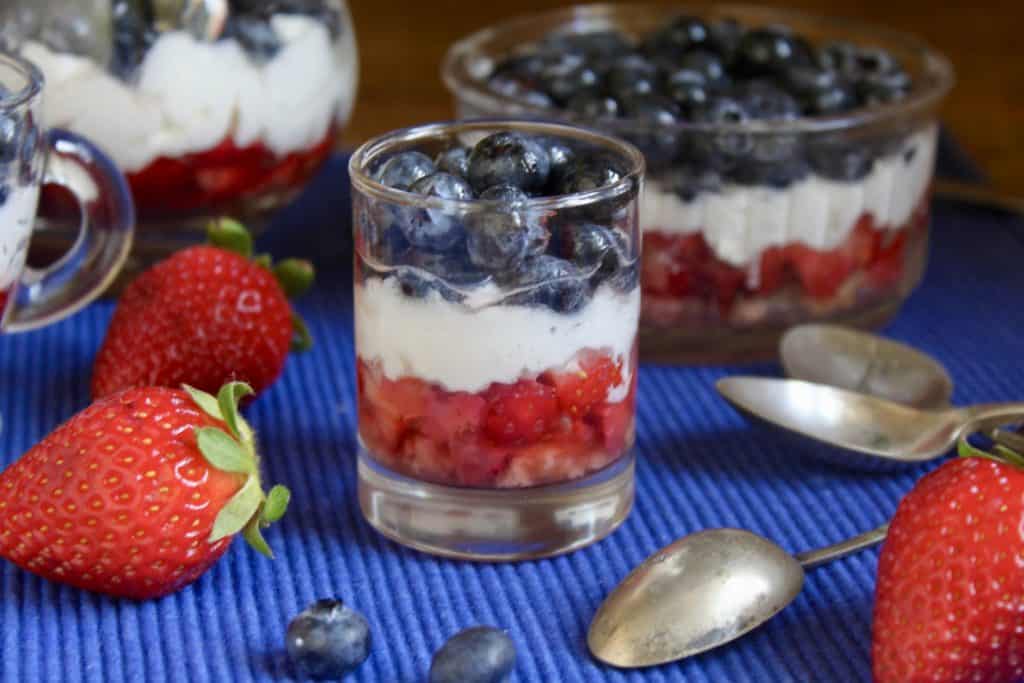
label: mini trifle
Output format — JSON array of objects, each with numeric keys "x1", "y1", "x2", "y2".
[
  {"x1": 349, "y1": 120, "x2": 644, "y2": 560},
  {"x1": 3, "y1": 0, "x2": 357, "y2": 262},
  {"x1": 443, "y1": 4, "x2": 954, "y2": 361}
]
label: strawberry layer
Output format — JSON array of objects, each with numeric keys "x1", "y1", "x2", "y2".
[
  {"x1": 641, "y1": 199, "x2": 929, "y2": 327},
  {"x1": 357, "y1": 346, "x2": 638, "y2": 489},
  {"x1": 127, "y1": 125, "x2": 337, "y2": 219}
]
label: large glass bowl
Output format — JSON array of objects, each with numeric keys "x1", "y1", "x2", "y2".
[
  {"x1": 2, "y1": 0, "x2": 358, "y2": 269},
  {"x1": 442, "y1": 3, "x2": 953, "y2": 362}
]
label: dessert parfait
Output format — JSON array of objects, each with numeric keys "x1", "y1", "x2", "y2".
[
  {"x1": 442, "y1": 4, "x2": 954, "y2": 360},
  {"x1": 350, "y1": 120, "x2": 644, "y2": 559},
  {"x1": 3, "y1": 0, "x2": 357, "y2": 242}
]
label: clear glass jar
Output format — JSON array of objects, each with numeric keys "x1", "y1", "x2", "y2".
[
  {"x1": 2, "y1": 0, "x2": 357, "y2": 265},
  {"x1": 442, "y1": 3, "x2": 954, "y2": 362},
  {"x1": 349, "y1": 120, "x2": 644, "y2": 559}
]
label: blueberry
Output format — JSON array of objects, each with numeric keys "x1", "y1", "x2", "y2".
[
  {"x1": 734, "y1": 26, "x2": 814, "y2": 77},
  {"x1": 409, "y1": 252, "x2": 491, "y2": 302},
  {"x1": 567, "y1": 92, "x2": 620, "y2": 119},
  {"x1": 466, "y1": 212, "x2": 531, "y2": 272},
  {"x1": 818, "y1": 41, "x2": 861, "y2": 76},
  {"x1": 538, "y1": 58, "x2": 600, "y2": 105},
  {"x1": 605, "y1": 55, "x2": 659, "y2": 99},
  {"x1": 429, "y1": 627, "x2": 516, "y2": 683},
  {"x1": 642, "y1": 15, "x2": 710, "y2": 59},
  {"x1": 665, "y1": 165, "x2": 723, "y2": 201},
  {"x1": 491, "y1": 53, "x2": 546, "y2": 81},
  {"x1": 478, "y1": 184, "x2": 529, "y2": 204},
  {"x1": 435, "y1": 146, "x2": 471, "y2": 178},
  {"x1": 223, "y1": 15, "x2": 280, "y2": 59},
  {"x1": 663, "y1": 70, "x2": 710, "y2": 117},
  {"x1": 567, "y1": 223, "x2": 634, "y2": 289},
  {"x1": 730, "y1": 158, "x2": 809, "y2": 188},
  {"x1": 467, "y1": 132, "x2": 551, "y2": 195},
  {"x1": 692, "y1": 96, "x2": 753, "y2": 167},
  {"x1": 619, "y1": 94, "x2": 681, "y2": 168},
  {"x1": 807, "y1": 142, "x2": 875, "y2": 181},
  {"x1": 111, "y1": 0, "x2": 157, "y2": 79},
  {"x1": 487, "y1": 74, "x2": 554, "y2": 109},
  {"x1": 537, "y1": 138, "x2": 577, "y2": 193},
  {"x1": 363, "y1": 207, "x2": 410, "y2": 265},
  {"x1": 708, "y1": 18, "x2": 743, "y2": 60},
  {"x1": 395, "y1": 267, "x2": 433, "y2": 298},
  {"x1": 783, "y1": 66, "x2": 855, "y2": 115},
  {"x1": 401, "y1": 172, "x2": 474, "y2": 251},
  {"x1": 857, "y1": 69, "x2": 911, "y2": 105},
  {"x1": 555, "y1": 155, "x2": 625, "y2": 195},
  {"x1": 678, "y1": 51, "x2": 729, "y2": 87},
  {"x1": 0, "y1": 185, "x2": 9, "y2": 207},
  {"x1": 376, "y1": 151, "x2": 436, "y2": 190},
  {"x1": 506, "y1": 255, "x2": 590, "y2": 313},
  {"x1": 559, "y1": 30, "x2": 633, "y2": 59},
  {"x1": 735, "y1": 80, "x2": 801, "y2": 121},
  {"x1": 475, "y1": 185, "x2": 549, "y2": 256},
  {"x1": 286, "y1": 599, "x2": 371, "y2": 681}
]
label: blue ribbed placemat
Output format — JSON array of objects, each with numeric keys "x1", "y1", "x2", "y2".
[{"x1": 2, "y1": 153, "x2": 1023, "y2": 683}]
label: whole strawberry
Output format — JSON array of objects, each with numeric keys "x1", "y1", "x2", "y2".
[
  {"x1": 91, "y1": 218, "x2": 314, "y2": 400},
  {"x1": 0, "y1": 382, "x2": 289, "y2": 600},
  {"x1": 873, "y1": 426, "x2": 1024, "y2": 682}
]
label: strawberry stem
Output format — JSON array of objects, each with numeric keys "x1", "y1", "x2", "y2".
[
  {"x1": 291, "y1": 313, "x2": 313, "y2": 353},
  {"x1": 207, "y1": 217, "x2": 253, "y2": 259},
  {"x1": 274, "y1": 259, "x2": 315, "y2": 299}
]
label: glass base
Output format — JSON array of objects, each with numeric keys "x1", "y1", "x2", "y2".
[{"x1": 357, "y1": 447, "x2": 635, "y2": 561}]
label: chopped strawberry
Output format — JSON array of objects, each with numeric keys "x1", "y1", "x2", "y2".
[
  {"x1": 483, "y1": 381, "x2": 559, "y2": 446},
  {"x1": 788, "y1": 244, "x2": 854, "y2": 300},
  {"x1": 543, "y1": 353, "x2": 623, "y2": 417}
]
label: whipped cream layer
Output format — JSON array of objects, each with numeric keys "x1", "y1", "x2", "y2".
[
  {"x1": 641, "y1": 125, "x2": 937, "y2": 266},
  {"x1": 355, "y1": 276, "x2": 640, "y2": 395},
  {"x1": 0, "y1": 185, "x2": 41, "y2": 291},
  {"x1": 24, "y1": 14, "x2": 357, "y2": 173}
]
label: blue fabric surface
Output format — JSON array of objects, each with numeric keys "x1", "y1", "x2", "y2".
[{"x1": 1, "y1": 155, "x2": 1023, "y2": 683}]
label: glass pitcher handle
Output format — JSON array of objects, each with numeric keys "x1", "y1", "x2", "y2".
[{"x1": 4, "y1": 129, "x2": 134, "y2": 333}]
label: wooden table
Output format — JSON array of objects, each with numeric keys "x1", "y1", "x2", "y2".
[{"x1": 344, "y1": 0, "x2": 1023, "y2": 193}]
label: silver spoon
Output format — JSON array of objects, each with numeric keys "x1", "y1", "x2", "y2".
[
  {"x1": 716, "y1": 376, "x2": 1024, "y2": 468},
  {"x1": 588, "y1": 524, "x2": 888, "y2": 668},
  {"x1": 780, "y1": 324, "x2": 953, "y2": 410}
]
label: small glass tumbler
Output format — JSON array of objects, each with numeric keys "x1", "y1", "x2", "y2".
[{"x1": 349, "y1": 120, "x2": 644, "y2": 560}]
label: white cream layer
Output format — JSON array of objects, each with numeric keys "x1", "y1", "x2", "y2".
[
  {"x1": 23, "y1": 14, "x2": 357, "y2": 173},
  {"x1": 0, "y1": 185, "x2": 40, "y2": 290},
  {"x1": 355, "y1": 276, "x2": 640, "y2": 396},
  {"x1": 640, "y1": 125, "x2": 937, "y2": 266}
]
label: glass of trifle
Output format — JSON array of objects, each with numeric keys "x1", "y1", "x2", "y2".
[
  {"x1": 349, "y1": 120, "x2": 644, "y2": 560},
  {"x1": 443, "y1": 4, "x2": 954, "y2": 361},
  {"x1": 1, "y1": 0, "x2": 358, "y2": 266}
]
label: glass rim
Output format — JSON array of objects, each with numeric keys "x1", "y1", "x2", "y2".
[
  {"x1": 0, "y1": 51, "x2": 44, "y2": 112},
  {"x1": 348, "y1": 118, "x2": 646, "y2": 212},
  {"x1": 441, "y1": 2, "x2": 955, "y2": 136}
]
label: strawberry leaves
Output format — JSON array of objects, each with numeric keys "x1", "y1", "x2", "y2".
[
  {"x1": 957, "y1": 416, "x2": 1024, "y2": 467},
  {"x1": 187, "y1": 382, "x2": 290, "y2": 558}
]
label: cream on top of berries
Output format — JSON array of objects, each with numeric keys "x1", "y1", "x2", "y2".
[
  {"x1": 0, "y1": 185, "x2": 41, "y2": 291},
  {"x1": 640, "y1": 125, "x2": 937, "y2": 267},
  {"x1": 355, "y1": 276, "x2": 640, "y2": 397},
  {"x1": 22, "y1": 14, "x2": 356, "y2": 173}
]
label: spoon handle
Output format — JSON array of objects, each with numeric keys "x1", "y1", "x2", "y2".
[{"x1": 795, "y1": 524, "x2": 889, "y2": 570}]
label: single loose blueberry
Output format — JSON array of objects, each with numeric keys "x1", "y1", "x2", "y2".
[
  {"x1": 402, "y1": 172, "x2": 474, "y2": 251},
  {"x1": 429, "y1": 627, "x2": 516, "y2": 683},
  {"x1": 376, "y1": 151, "x2": 436, "y2": 190},
  {"x1": 435, "y1": 146, "x2": 471, "y2": 177},
  {"x1": 286, "y1": 599, "x2": 371, "y2": 681},
  {"x1": 467, "y1": 131, "x2": 551, "y2": 195},
  {"x1": 506, "y1": 255, "x2": 590, "y2": 313}
]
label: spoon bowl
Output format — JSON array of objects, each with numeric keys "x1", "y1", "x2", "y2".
[
  {"x1": 716, "y1": 377, "x2": 1024, "y2": 469},
  {"x1": 780, "y1": 325, "x2": 953, "y2": 410}
]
